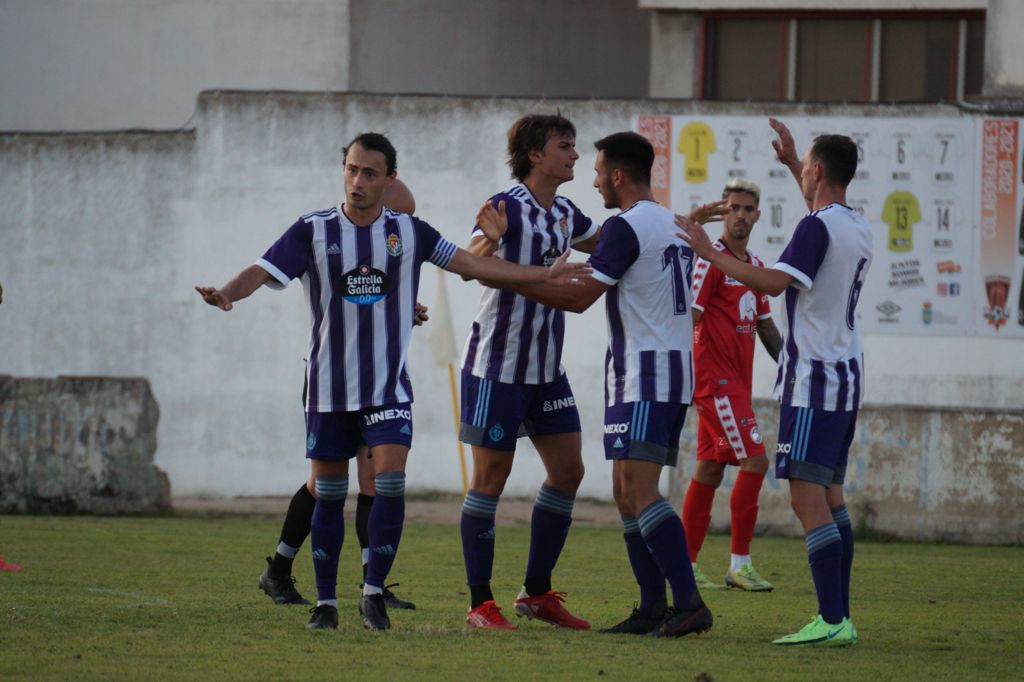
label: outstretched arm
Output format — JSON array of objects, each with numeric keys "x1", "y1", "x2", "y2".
[
  {"x1": 446, "y1": 247, "x2": 590, "y2": 287},
  {"x1": 769, "y1": 117, "x2": 811, "y2": 211},
  {"x1": 756, "y1": 317, "x2": 783, "y2": 362},
  {"x1": 675, "y1": 215, "x2": 794, "y2": 296},
  {"x1": 195, "y1": 264, "x2": 273, "y2": 311}
]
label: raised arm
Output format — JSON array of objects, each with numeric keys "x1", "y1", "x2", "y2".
[
  {"x1": 676, "y1": 215, "x2": 794, "y2": 296},
  {"x1": 195, "y1": 264, "x2": 273, "y2": 311},
  {"x1": 769, "y1": 118, "x2": 811, "y2": 211},
  {"x1": 446, "y1": 246, "x2": 590, "y2": 288}
]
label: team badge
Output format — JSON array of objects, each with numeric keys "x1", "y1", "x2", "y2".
[
  {"x1": 488, "y1": 423, "x2": 505, "y2": 442},
  {"x1": 559, "y1": 217, "x2": 569, "y2": 239},
  {"x1": 306, "y1": 433, "x2": 317, "y2": 451},
  {"x1": 750, "y1": 426, "x2": 762, "y2": 445},
  {"x1": 386, "y1": 233, "x2": 403, "y2": 257}
]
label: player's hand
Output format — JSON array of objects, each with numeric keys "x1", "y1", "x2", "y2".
[
  {"x1": 545, "y1": 249, "x2": 592, "y2": 286},
  {"x1": 769, "y1": 117, "x2": 801, "y2": 170},
  {"x1": 687, "y1": 199, "x2": 728, "y2": 225},
  {"x1": 674, "y1": 214, "x2": 717, "y2": 261},
  {"x1": 413, "y1": 302, "x2": 429, "y2": 326},
  {"x1": 195, "y1": 286, "x2": 233, "y2": 311},
  {"x1": 476, "y1": 200, "x2": 508, "y2": 244}
]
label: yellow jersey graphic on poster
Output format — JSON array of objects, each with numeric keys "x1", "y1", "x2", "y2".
[
  {"x1": 882, "y1": 190, "x2": 922, "y2": 252},
  {"x1": 677, "y1": 121, "x2": 716, "y2": 183}
]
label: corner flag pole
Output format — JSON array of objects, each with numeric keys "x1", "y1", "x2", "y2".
[
  {"x1": 427, "y1": 269, "x2": 468, "y2": 495},
  {"x1": 448, "y1": 363, "x2": 469, "y2": 494}
]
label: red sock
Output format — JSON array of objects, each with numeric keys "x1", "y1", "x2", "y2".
[
  {"x1": 682, "y1": 479, "x2": 716, "y2": 562},
  {"x1": 730, "y1": 470, "x2": 765, "y2": 555}
]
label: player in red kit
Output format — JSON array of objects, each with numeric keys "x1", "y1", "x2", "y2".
[{"x1": 682, "y1": 179, "x2": 783, "y2": 591}]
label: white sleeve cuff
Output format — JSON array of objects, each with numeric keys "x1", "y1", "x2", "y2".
[
  {"x1": 256, "y1": 258, "x2": 290, "y2": 290},
  {"x1": 590, "y1": 268, "x2": 619, "y2": 286},
  {"x1": 773, "y1": 262, "x2": 811, "y2": 290}
]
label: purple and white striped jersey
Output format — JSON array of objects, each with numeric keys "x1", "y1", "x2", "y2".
[
  {"x1": 589, "y1": 200, "x2": 695, "y2": 407},
  {"x1": 258, "y1": 206, "x2": 457, "y2": 412},
  {"x1": 461, "y1": 184, "x2": 597, "y2": 384},
  {"x1": 772, "y1": 203, "x2": 873, "y2": 411}
]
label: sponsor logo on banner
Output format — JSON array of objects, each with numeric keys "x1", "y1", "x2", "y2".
[
  {"x1": 876, "y1": 300, "x2": 901, "y2": 323},
  {"x1": 937, "y1": 282, "x2": 962, "y2": 297},
  {"x1": 984, "y1": 276, "x2": 1012, "y2": 330},
  {"x1": 922, "y1": 302, "x2": 934, "y2": 325},
  {"x1": 936, "y1": 260, "x2": 962, "y2": 274},
  {"x1": 888, "y1": 259, "x2": 926, "y2": 289}
]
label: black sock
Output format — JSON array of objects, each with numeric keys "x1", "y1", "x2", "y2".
[
  {"x1": 269, "y1": 484, "x2": 315, "y2": 576},
  {"x1": 470, "y1": 584, "x2": 494, "y2": 608},
  {"x1": 523, "y1": 576, "x2": 552, "y2": 596}
]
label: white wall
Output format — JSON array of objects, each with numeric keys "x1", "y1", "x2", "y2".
[
  {"x1": 0, "y1": 0, "x2": 351, "y2": 131},
  {"x1": 984, "y1": 0, "x2": 1024, "y2": 97},
  {"x1": 2, "y1": 93, "x2": 1021, "y2": 500}
]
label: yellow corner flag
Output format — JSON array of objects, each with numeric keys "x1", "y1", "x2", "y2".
[{"x1": 426, "y1": 269, "x2": 468, "y2": 494}]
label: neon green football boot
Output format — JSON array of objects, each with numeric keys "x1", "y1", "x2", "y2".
[
  {"x1": 691, "y1": 564, "x2": 725, "y2": 590},
  {"x1": 772, "y1": 615, "x2": 855, "y2": 646},
  {"x1": 724, "y1": 564, "x2": 774, "y2": 592}
]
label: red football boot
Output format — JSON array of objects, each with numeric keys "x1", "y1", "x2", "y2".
[
  {"x1": 466, "y1": 600, "x2": 518, "y2": 630},
  {"x1": 513, "y1": 590, "x2": 590, "y2": 629}
]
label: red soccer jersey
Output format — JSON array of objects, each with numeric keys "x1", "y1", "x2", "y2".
[{"x1": 691, "y1": 240, "x2": 772, "y2": 398}]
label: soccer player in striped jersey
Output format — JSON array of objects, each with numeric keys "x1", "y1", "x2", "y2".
[
  {"x1": 682, "y1": 179, "x2": 783, "y2": 593},
  {"x1": 493, "y1": 131, "x2": 714, "y2": 638},
  {"x1": 258, "y1": 183, "x2": 422, "y2": 611},
  {"x1": 458, "y1": 114, "x2": 600, "y2": 631},
  {"x1": 197, "y1": 132, "x2": 589, "y2": 632},
  {"x1": 677, "y1": 119, "x2": 872, "y2": 647}
]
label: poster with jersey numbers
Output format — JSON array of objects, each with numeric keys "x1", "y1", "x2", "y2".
[{"x1": 633, "y1": 114, "x2": 1023, "y2": 338}]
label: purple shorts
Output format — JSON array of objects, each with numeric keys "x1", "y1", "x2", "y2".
[
  {"x1": 459, "y1": 370, "x2": 581, "y2": 452},
  {"x1": 604, "y1": 400, "x2": 689, "y2": 467},
  {"x1": 774, "y1": 405, "x2": 858, "y2": 486},
  {"x1": 305, "y1": 403, "x2": 413, "y2": 461}
]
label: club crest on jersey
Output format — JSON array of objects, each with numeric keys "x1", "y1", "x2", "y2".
[
  {"x1": 559, "y1": 217, "x2": 569, "y2": 238},
  {"x1": 386, "y1": 233, "x2": 403, "y2": 257},
  {"x1": 750, "y1": 426, "x2": 762, "y2": 444},
  {"x1": 340, "y1": 264, "x2": 388, "y2": 304},
  {"x1": 306, "y1": 433, "x2": 317, "y2": 451},
  {"x1": 488, "y1": 423, "x2": 505, "y2": 442}
]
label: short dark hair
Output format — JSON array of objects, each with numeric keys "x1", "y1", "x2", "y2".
[
  {"x1": 810, "y1": 134, "x2": 857, "y2": 188},
  {"x1": 343, "y1": 132, "x2": 397, "y2": 175},
  {"x1": 507, "y1": 114, "x2": 576, "y2": 182},
  {"x1": 593, "y1": 131, "x2": 654, "y2": 185}
]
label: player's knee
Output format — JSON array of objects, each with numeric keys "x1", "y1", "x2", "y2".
[
  {"x1": 741, "y1": 455, "x2": 769, "y2": 476},
  {"x1": 472, "y1": 463, "x2": 512, "y2": 496},
  {"x1": 550, "y1": 460, "x2": 584, "y2": 492}
]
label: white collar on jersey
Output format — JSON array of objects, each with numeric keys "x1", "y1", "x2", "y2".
[{"x1": 338, "y1": 204, "x2": 386, "y2": 228}]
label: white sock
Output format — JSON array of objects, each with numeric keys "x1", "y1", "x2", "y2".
[
  {"x1": 730, "y1": 554, "x2": 752, "y2": 572},
  {"x1": 361, "y1": 548, "x2": 370, "y2": 565},
  {"x1": 363, "y1": 583, "x2": 383, "y2": 596},
  {"x1": 276, "y1": 542, "x2": 299, "y2": 558}
]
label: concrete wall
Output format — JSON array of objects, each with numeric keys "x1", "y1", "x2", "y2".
[
  {"x1": 0, "y1": 0, "x2": 649, "y2": 132},
  {"x1": 0, "y1": 376, "x2": 170, "y2": 514},
  {"x1": 0, "y1": 0, "x2": 352, "y2": 131},
  {"x1": 348, "y1": 0, "x2": 650, "y2": 98},
  {"x1": 2, "y1": 93, "x2": 1022, "y2": 510},
  {"x1": 983, "y1": 0, "x2": 1024, "y2": 97},
  {"x1": 670, "y1": 400, "x2": 1024, "y2": 544}
]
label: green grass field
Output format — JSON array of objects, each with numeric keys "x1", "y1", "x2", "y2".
[{"x1": 1, "y1": 513, "x2": 1021, "y2": 681}]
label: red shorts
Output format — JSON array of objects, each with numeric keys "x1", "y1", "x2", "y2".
[{"x1": 695, "y1": 395, "x2": 767, "y2": 465}]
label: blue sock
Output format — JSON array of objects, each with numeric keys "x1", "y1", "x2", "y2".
[
  {"x1": 524, "y1": 484, "x2": 574, "y2": 595},
  {"x1": 832, "y1": 506, "x2": 854, "y2": 619},
  {"x1": 310, "y1": 474, "x2": 348, "y2": 604},
  {"x1": 806, "y1": 522, "x2": 844, "y2": 625},
  {"x1": 622, "y1": 514, "x2": 666, "y2": 616},
  {"x1": 461, "y1": 490, "x2": 498, "y2": 601},
  {"x1": 364, "y1": 472, "x2": 405, "y2": 590},
  {"x1": 638, "y1": 499, "x2": 700, "y2": 610}
]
